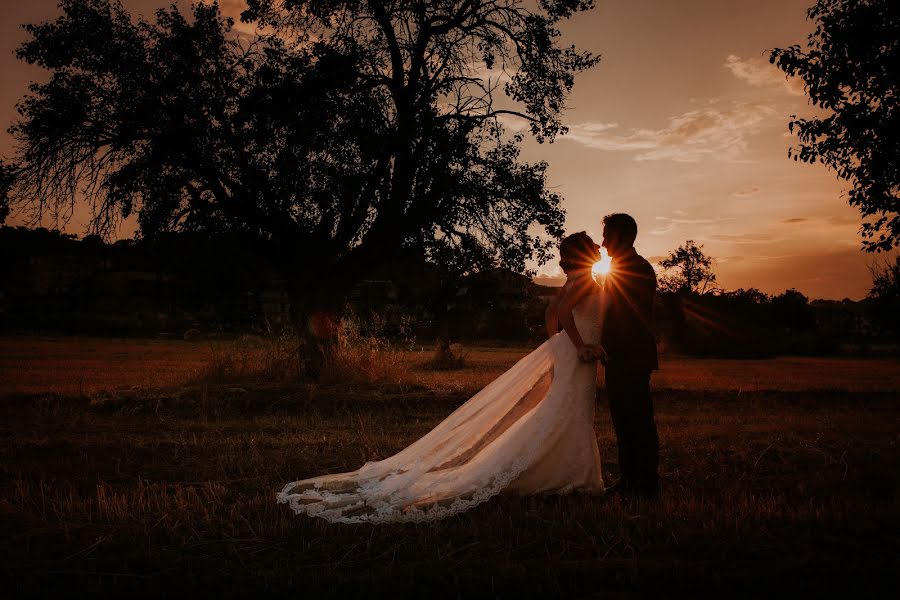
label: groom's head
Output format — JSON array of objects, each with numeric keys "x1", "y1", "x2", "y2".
[{"x1": 601, "y1": 213, "x2": 638, "y2": 257}]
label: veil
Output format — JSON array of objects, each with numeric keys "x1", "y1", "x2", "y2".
[{"x1": 278, "y1": 334, "x2": 585, "y2": 523}]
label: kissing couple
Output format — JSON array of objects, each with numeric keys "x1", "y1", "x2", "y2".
[{"x1": 278, "y1": 213, "x2": 660, "y2": 523}]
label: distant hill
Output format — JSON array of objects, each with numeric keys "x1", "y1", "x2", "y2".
[{"x1": 533, "y1": 274, "x2": 565, "y2": 288}]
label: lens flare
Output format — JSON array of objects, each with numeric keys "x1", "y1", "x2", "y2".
[{"x1": 592, "y1": 248, "x2": 612, "y2": 278}]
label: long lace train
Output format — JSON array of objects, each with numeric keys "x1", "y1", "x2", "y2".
[{"x1": 277, "y1": 324, "x2": 604, "y2": 524}]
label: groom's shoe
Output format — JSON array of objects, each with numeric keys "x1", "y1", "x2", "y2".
[
  {"x1": 634, "y1": 485, "x2": 660, "y2": 501},
  {"x1": 606, "y1": 480, "x2": 660, "y2": 501},
  {"x1": 632, "y1": 480, "x2": 660, "y2": 501}
]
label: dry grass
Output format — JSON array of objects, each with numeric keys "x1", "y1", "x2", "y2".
[
  {"x1": 3, "y1": 335, "x2": 896, "y2": 398},
  {"x1": 1, "y1": 335, "x2": 898, "y2": 596},
  {"x1": 319, "y1": 316, "x2": 413, "y2": 386},
  {"x1": 653, "y1": 355, "x2": 900, "y2": 392},
  {"x1": 2, "y1": 386, "x2": 898, "y2": 597},
  {"x1": 199, "y1": 332, "x2": 302, "y2": 385},
  {"x1": 0, "y1": 335, "x2": 212, "y2": 395}
]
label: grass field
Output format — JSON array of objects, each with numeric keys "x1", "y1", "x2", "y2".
[{"x1": 1, "y1": 336, "x2": 898, "y2": 597}]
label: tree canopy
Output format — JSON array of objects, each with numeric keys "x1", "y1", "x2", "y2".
[
  {"x1": 4, "y1": 0, "x2": 599, "y2": 285},
  {"x1": 240, "y1": 0, "x2": 598, "y2": 270},
  {"x1": 770, "y1": 0, "x2": 899, "y2": 251}
]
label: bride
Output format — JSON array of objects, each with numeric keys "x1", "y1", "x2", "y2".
[{"x1": 278, "y1": 232, "x2": 608, "y2": 523}]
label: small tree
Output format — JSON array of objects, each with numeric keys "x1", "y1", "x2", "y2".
[
  {"x1": 658, "y1": 240, "x2": 717, "y2": 295},
  {"x1": 868, "y1": 256, "x2": 900, "y2": 344},
  {"x1": 0, "y1": 162, "x2": 11, "y2": 224},
  {"x1": 770, "y1": 0, "x2": 900, "y2": 251}
]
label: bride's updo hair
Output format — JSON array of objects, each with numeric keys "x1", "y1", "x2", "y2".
[{"x1": 559, "y1": 231, "x2": 600, "y2": 274}]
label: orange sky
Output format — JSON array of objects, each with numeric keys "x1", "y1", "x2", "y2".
[{"x1": 1, "y1": 0, "x2": 893, "y2": 299}]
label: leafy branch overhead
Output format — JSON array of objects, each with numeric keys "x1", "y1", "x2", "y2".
[
  {"x1": 770, "y1": 0, "x2": 899, "y2": 252},
  {"x1": 241, "y1": 0, "x2": 599, "y2": 269}
]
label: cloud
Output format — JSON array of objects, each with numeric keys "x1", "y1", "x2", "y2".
[
  {"x1": 732, "y1": 185, "x2": 760, "y2": 198},
  {"x1": 657, "y1": 216, "x2": 732, "y2": 225},
  {"x1": 724, "y1": 54, "x2": 805, "y2": 96},
  {"x1": 471, "y1": 61, "x2": 513, "y2": 84},
  {"x1": 782, "y1": 217, "x2": 808, "y2": 224},
  {"x1": 200, "y1": 0, "x2": 259, "y2": 35},
  {"x1": 562, "y1": 102, "x2": 776, "y2": 162},
  {"x1": 648, "y1": 215, "x2": 735, "y2": 236},
  {"x1": 709, "y1": 232, "x2": 783, "y2": 244},
  {"x1": 755, "y1": 254, "x2": 801, "y2": 261},
  {"x1": 533, "y1": 274, "x2": 565, "y2": 288},
  {"x1": 827, "y1": 214, "x2": 859, "y2": 226},
  {"x1": 493, "y1": 112, "x2": 532, "y2": 134}
]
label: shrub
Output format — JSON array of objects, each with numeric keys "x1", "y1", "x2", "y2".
[
  {"x1": 319, "y1": 313, "x2": 415, "y2": 386},
  {"x1": 423, "y1": 343, "x2": 468, "y2": 370},
  {"x1": 200, "y1": 329, "x2": 301, "y2": 385}
]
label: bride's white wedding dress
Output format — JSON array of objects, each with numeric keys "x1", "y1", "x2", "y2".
[{"x1": 278, "y1": 279, "x2": 606, "y2": 524}]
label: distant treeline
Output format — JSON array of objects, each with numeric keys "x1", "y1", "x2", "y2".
[
  {"x1": 0, "y1": 226, "x2": 551, "y2": 342},
  {"x1": 655, "y1": 288, "x2": 887, "y2": 357},
  {"x1": 1, "y1": 226, "x2": 283, "y2": 336},
  {"x1": 2, "y1": 226, "x2": 895, "y2": 356}
]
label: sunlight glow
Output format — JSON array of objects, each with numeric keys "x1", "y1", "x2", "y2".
[{"x1": 592, "y1": 248, "x2": 612, "y2": 278}]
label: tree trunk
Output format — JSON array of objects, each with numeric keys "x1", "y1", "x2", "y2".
[{"x1": 285, "y1": 268, "x2": 342, "y2": 381}]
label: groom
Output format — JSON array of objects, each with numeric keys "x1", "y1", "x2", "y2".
[{"x1": 597, "y1": 213, "x2": 660, "y2": 499}]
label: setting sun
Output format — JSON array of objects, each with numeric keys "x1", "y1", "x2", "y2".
[{"x1": 592, "y1": 248, "x2": 612, "y2": 278}]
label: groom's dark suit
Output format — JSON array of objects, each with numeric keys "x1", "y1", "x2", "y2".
[{"x1": 601, "y1": 247, "x2": 660, "y2": 496}]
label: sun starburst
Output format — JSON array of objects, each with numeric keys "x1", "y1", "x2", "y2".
[{"x1": 592, "y1": 248, "x2": 612, "y2": 279}]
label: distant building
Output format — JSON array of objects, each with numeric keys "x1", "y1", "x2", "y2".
[{"x1": 259, "y1": 278, "x2": 292, "y2": 327}]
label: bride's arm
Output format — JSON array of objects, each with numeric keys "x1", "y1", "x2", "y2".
[
  {"x1": 544, "y1": 287, "x2": 563, "y2": 338},
  {"x1": 556, "y1": 275, "x2": 594, "y2": 357}
]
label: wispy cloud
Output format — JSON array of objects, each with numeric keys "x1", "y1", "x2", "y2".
[
  {"x1": 724, "y1": 54, "x2": 805, "y2": 96},
  {"x1": 649, "y1": 215, "x2": 736, "y2": 235},
  {"x1": 471, "y1": 61, "x2": 513, "y2": 84},
  {"x1": 732, "y1": 185, "x2": 760, "y2": 198},
  {"x1": 562, "y1": 102, "x2": 776, "y2": 162},
  {"x1": 200, "y1": 0, "x2": 260, "y2": 36},
  {"x1": 496, "y1": 113, "x2": 531, "y2": 133},
  {"x1": 709, "y1": 232, "x2": 783, "y2": 244}
]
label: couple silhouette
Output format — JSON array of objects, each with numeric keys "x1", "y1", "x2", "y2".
[{"x1": 278, "y1": 213, "x2": 660, "y2": 523}]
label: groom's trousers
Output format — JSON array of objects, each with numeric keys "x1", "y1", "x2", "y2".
[{"x1": 605, "y1": 367, "x2": 659, "y2": 494}]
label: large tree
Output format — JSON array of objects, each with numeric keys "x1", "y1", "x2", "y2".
[
  {"x1": 770, "y1": 0, "x2": 899, "y2": 251},
  {"x1": 5, "y1": 0, "x2": 597, "y2": 372},
  {"x1": 239, "y1": 0, "x2": 597, "y2": 267}
]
